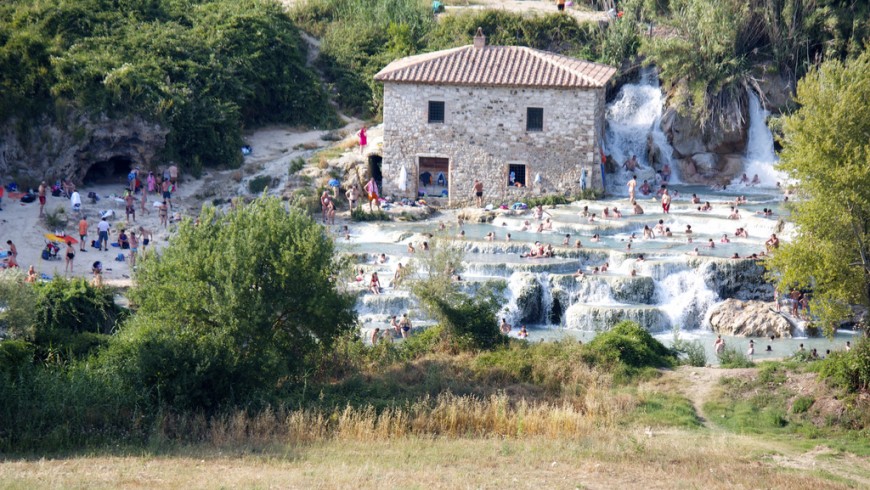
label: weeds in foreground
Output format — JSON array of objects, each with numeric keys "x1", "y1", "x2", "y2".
[
  {"x1": 351, "y1": 207, "x2": 390, "y2": 221},
  {"x1": 718, "y1": 347, "x2": 754, "y2": 368},
  {"x1": 43, "y1": 206, "x2": 68, "y2": 230},
  {"x1": 154, "y1": 391, "x2": 632, "y2": 446}
]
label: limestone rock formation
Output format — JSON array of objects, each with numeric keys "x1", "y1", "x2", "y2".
[
  {"x1": 697, "y1": 258, "x2": 774, "y2": 301},
  {"x1": 661, "y1": 107, "x2": 747, "y2": 185},
  {"x1": 0, "y1": 114, "x2": 167, "y2": 186},
  {"x1": 708, "y1": 299, "x2": 794, "y2": 337},
  {"x1": 510, "y1": 272, "x2": 542, "y2": 324}
]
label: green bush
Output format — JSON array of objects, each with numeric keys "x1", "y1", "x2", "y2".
[
  {"x1": 0, "y1": 340, "x2": 36, "y2": 378},
  {"x1": 0, "y1": 363, "x2": 139, "y2": 452},
  {"x1": 43, "y1": 207, "x2": 68, "y2": 230},
  {"x1": 411, "y1": 240, "x2": 505, "y2": 351},
  {"x1": 718, "y1": 346, "x2": 755, "y2": 368},
  {"x1": 792, "y1": 395, "x2": 814, "y2": 414},
  {"x1": 107, "y1": 197, "x2": 357, "y2": 411},
  {"x1": 585, "y1": 321, "x2": 676, "y2": 369},
  {"x1": 351, "y1": 207, "x2": 391, "y2": 221},
  {"x1": 817, "y1": 337, "x2": 870, "y2": 392},
  {"x1": 674, "y1": 339, "x2": 707, "y2": 367},
  {"x1": 247, "y1": 175, "x2": 272, "y2": 194},
  {"x1": 292, "y1": 1, "x2": 618, "y2": 117},
  {"x1": 289, "y1": 157, "x2": 306, "y2": 175},
  {"x1": 0, "y1": 0, "x2": 337, "y2": 173},
  {"x1": 0, "y1": 270, "x2": 39, "y2": 339}
]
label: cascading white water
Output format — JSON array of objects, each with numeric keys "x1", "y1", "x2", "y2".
[
  {"x1": 740, "y1": 91, "x2": 786, "y2": 187},
  {"x1": 538, "y1": 273, "x2": 553, "y2": 324},
  {"x1": 655, "y1": 270, "x2": 720, "y2": 330},
  {"x1": 604, "y1": 68, "x2": 679, "y2": 195}
]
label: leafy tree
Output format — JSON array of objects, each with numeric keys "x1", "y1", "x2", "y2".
[
  {"x1": 1, "y1": 272, "x2": 119, "y2": 362},
  {"x1": 104, "y1": 197, "x2": 356, "y2": 410},
  {"x1": 0, "y1": 0, "x2": 337, "y2": 173},
  {"x1": 0, "y1": 270, "x2": 39, "y2": 341},
  {"x1": 641, "y1": 0, "x2": 763, "y2": 130},
  {"x1": 767, "y1": 49, "x2": 870, "y2": 333}
]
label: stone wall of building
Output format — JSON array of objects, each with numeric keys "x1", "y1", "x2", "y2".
[{"x1": 380, "y1": 83, "x2": 605, "y2": 206}]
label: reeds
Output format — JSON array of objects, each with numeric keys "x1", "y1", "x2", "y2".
[{"x1": 155, "y1": 390, "x2": 636, "y2": 447}]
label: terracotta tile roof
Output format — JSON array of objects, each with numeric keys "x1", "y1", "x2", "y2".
[{"x1": 374, "y1": 45, "x2": 617, "y2": 89}]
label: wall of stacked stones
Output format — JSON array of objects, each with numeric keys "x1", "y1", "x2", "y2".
[{"x1": 380, "y1": 83, "x2": 605, "y2": 206}]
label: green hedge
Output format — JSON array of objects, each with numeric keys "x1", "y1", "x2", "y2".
[{"x1": 0, "y1": 0, "x2": 338, "y2": 174}]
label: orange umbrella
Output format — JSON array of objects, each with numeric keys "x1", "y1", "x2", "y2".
[{"x1": 44, "y1": 233, "x2": 79, "y2": 245}]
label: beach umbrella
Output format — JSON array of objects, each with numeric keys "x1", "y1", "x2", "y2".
[{"x1": 44, "y1": 233, "x2": 78, "y2": 245}]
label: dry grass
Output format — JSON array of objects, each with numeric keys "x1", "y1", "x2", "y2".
[
  {"x1": 0, "y1": 432, "x2": 861, "y2": 489},
  {"x1": 152, "y1": 391, "x2": 635, "y2": 447}
]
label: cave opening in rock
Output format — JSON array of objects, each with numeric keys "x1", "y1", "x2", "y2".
[{"x1": 83, "y1": 156, "x2": 133, "y2": 185}]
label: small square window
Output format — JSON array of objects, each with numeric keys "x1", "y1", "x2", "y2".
[
  {"x1": 428, "y1": 101, "x2": 445, "y2": 123},
  {"x1": 508, "y1": 164, "x2": 527, "y2": 188},
  {"x1": 526, "y1": 107, "x2": 543, "y2": 132}
]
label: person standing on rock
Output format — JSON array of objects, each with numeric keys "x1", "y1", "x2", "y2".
[
  {"x1": 789, "y1": 288, "x2": 801, "y2": 317},
  {"x1": 627, "y1": 175, "x2": 637, "y2": 202},
  {"x1": 556, "y1": 0, "x2": 565, "y2": 11},
  {"x1": 358, "y1": 126, "x2": 367, "y2": 155},
  {"x1": 64, "y1": 240, "x2": 75, "y2": 274},
  {"x1": 662, "y1": 163, "x2": 672, "y2": 183},
  {"x1": 472, "y1": 179, "x2": 484, "y2": 207},
  {"x1": 661, "y1": 188, "x2": 671, "y2": 214},
  {"x1": 140, "y1": 182, "x2": 150, "y2": 216}
]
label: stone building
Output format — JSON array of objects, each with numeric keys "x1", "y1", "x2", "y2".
[{"x1": 373, "y1": 29, "x2": 616, "y2": 206}]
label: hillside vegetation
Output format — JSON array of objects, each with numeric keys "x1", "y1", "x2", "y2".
[{"x1": 0, "y1": 0, "x2": 337, "y2": 175}]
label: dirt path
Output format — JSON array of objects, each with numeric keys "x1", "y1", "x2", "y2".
[
  {"x1": 662, "y1": 366, "x2": 870, "y2": 487},
  {"x1": 664, "y1": 366, "x2": 752, "y2": 427}
]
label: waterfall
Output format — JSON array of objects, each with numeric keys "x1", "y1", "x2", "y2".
[
  {"x1": 740, "y1": 91, "x2": 786, "y2": 187},
  {"x1": 539, "y1": 273, "x2": 554, "y2": 324},
  {"x1": 655, "y1": 270, "x2": 720, "y2": 330},
  {"x1": 604, "y1": 68, "x2": 679, "y2": 195}
]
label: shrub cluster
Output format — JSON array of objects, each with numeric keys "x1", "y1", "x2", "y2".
[
  {"x1": 291, "y1": 1, "x2": 617, "y2": 118},
  {"x1": 0, "y1": 0, "x2": 337, "y2": 174}
]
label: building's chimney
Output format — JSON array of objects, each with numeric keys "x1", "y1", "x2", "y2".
[{"x1": 473, "y1": 27, "x2": 486, "y2": 49}]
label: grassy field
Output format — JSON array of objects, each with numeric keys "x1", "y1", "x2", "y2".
[
  {"x1": 0, "y1": 431, "x2": 866, "y2": 489},
  {"x1": 2, "y1": 365, "x2": 868, "y2": 489}
]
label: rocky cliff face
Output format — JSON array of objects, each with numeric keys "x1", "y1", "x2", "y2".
[
  {"x1": 661, "y1": 108, "x2": 746, "y2": 185},
  {"x1": 658, "y1": 72, "x2": 793, "y2": 185},
  {"x1": 0, "y1": 113, "x2": 167, "y2": 187}
]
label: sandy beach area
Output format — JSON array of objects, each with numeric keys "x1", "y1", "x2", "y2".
[
  {"x1": 0, "y1": 124, "x2": 348, "y2": 286},
  {"x1": 0, "y1": 178, "x2": 208, "y2": 286}
]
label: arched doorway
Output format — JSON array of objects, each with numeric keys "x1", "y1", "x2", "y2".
[{"x1": 368, "y1": 155, "x2": 383, "y2": 192}]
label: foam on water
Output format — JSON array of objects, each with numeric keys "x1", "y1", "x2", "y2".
[{"x1": 655, "y1": 269, "x2": 720, "y2": 329}]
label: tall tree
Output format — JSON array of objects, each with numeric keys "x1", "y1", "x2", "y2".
[
  {"x1": 104, "y1": 198, "x2": 356, "y2": 410},
  {"x1": 767, "y1": 49, "x2": 870, "y2": 333}
]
